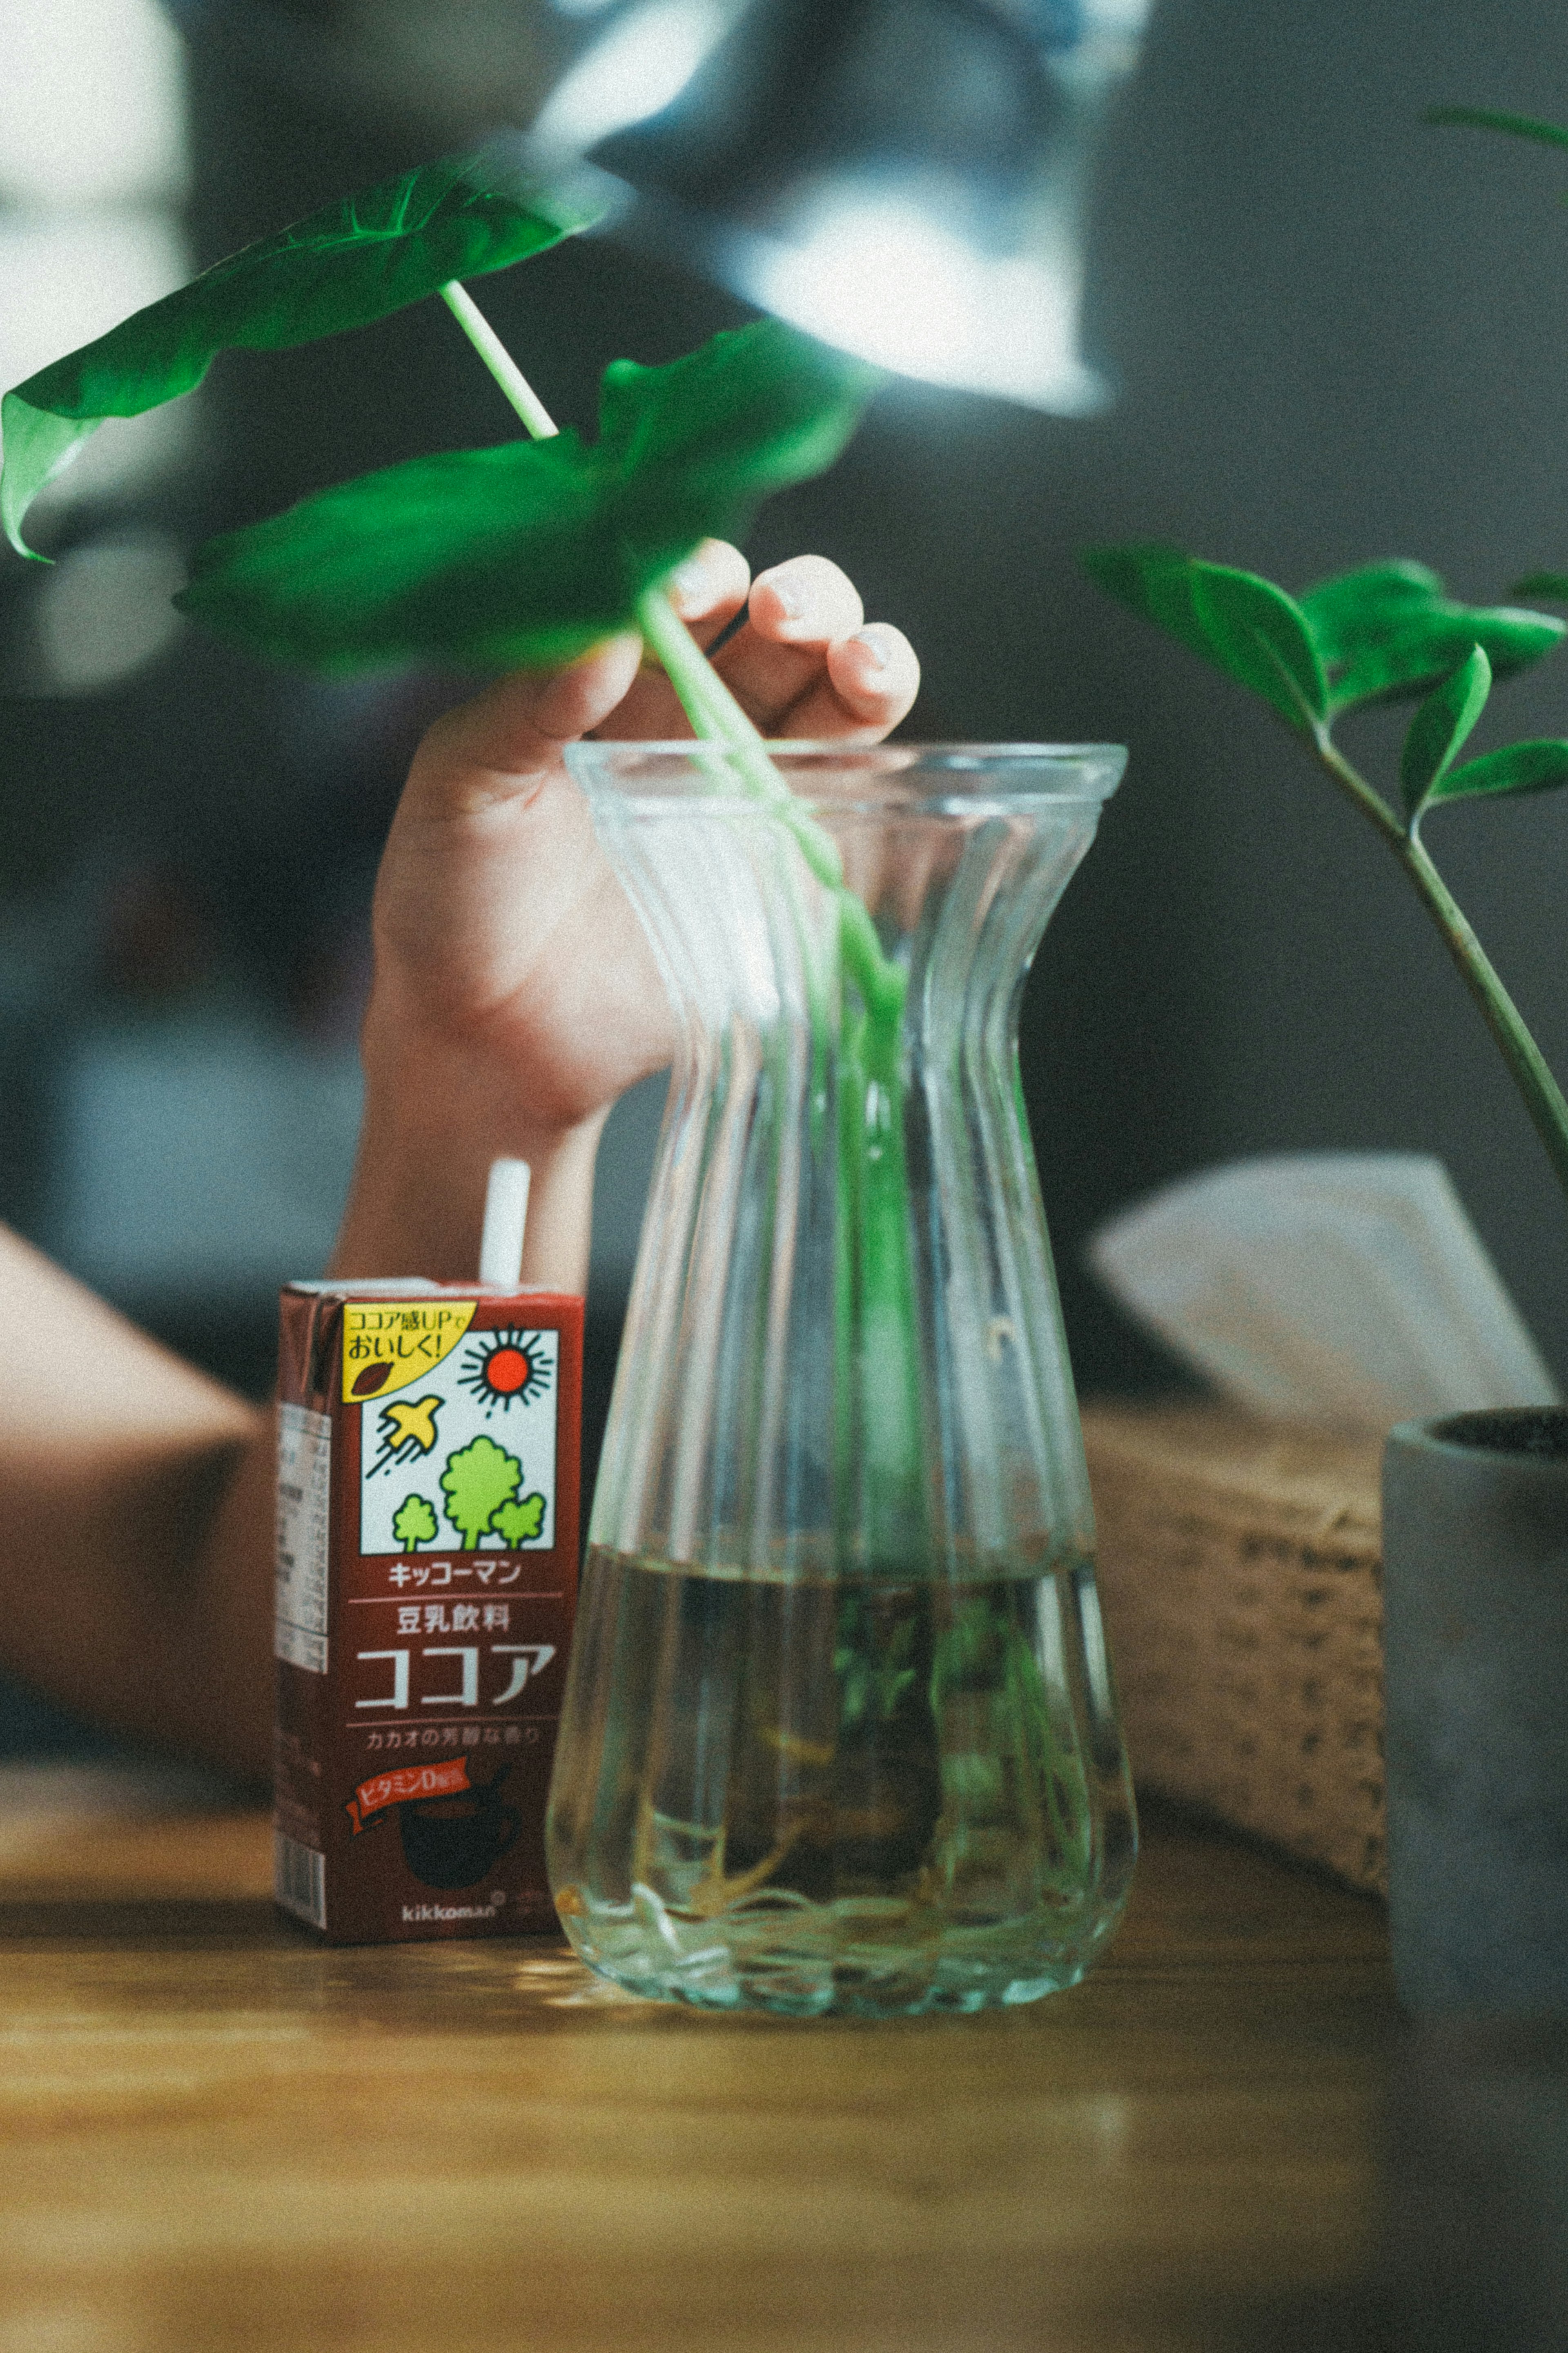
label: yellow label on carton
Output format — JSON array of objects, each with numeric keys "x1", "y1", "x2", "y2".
[{"x1": 341, "y1": 1299, "x2": 477, "y2": 1403}]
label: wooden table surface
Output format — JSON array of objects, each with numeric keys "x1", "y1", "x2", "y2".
[{"x1": 0, "y1": 1774, "x2": 1397, "y2": 2353}]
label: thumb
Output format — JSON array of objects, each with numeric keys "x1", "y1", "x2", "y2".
[{"x1": 403, "y1": 632, "x2": 644, "y2": 821}]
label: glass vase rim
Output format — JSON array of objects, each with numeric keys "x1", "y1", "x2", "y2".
[{"x1": 566, "y1": 739, "x2": 1127, "y2": 808}]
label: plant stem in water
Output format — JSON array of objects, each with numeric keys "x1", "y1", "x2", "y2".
[{"x1": 443, "y1": 276, "x2": 924, "y2": 1561}]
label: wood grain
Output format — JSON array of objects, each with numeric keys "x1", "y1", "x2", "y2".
[{"x1": 0, "y1": 1778, "x2": 1396, "y2": 2353}]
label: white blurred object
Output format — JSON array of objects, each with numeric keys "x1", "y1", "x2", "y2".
[
  {"x1": 529, "y1": 0, "x2": 735, "y2": 156},
  {"x1": 1087, "y1": 1153, "x2": 1561, "y2": 1432},
  {"x1": 0, "y1": 0, "x2": 187, "y2": 208},
  {"x1": 31, "y1": 531, "x2": 186, "y2": 692},
  {"x1": 479, "y1": 1156, "x2": 531, "y2": 1287},
  {"x1": 0, "y1": 0, "x2": 193, "y2": 526},
  {"x1": 539, "y1": 0, "x2": 1154, "y2": 413}
]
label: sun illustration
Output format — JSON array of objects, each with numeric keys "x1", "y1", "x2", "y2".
[{"x1": 458, "y1": 1329, "x2": 552, "y2": 1416}]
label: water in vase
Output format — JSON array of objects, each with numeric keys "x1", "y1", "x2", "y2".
[{"x1": 548, "y1": 1544, "x2": 1135, "y2": 2016}]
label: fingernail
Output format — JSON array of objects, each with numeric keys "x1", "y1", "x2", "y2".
[
  {"x1": 668, "y1": 557, "x2": 709, "y2": 613},
  {"x1": 770, "y1": 575, "x2": 805, "y2": 621},
  {"x1": 854, "y1": 627, "x2": 893, "y2": 674}
]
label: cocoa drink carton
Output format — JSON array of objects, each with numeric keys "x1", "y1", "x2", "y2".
[{"x1": 272, "y1": 1276, "x2": 582, "y2": 1942}]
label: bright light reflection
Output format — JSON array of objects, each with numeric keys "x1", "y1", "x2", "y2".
[
  {"x1": 531, "y1": 0, "x2": 730, "y2": 156},
  {"x1": 0, "y1": 215, "x2": 194, "y2": 516},
  {"x1": 35, "y1": 532, "x2": 186, "y2": 693},
  {"x1": 736, "y1": 196, "x2": 1105, "y2": 413},
  {"x1": 0, "y1": 0, "x2": 187, "y2": 207},
  {"x1": 0, "y1": 212, "x2": 189, "y2": 393},
  {"x1": 0, "y1": 0, "x2": 193, "y2": 532},
  {"x1": 1083, "y1": 0, "x2": 1155, "y2": 38}
]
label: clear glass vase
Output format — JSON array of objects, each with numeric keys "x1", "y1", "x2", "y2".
[{"x1": 547, "y1": 743, "x2": 1136, "y2": 2015}]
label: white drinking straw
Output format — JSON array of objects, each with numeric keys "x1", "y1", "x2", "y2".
[{"x1": 478, "y1": 1157, "x2": 530, "y2": 1288}]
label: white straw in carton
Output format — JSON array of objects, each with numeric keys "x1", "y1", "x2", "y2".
[{"x1": 478, "y1": 1156, "x2": 530, "y2": 1287}]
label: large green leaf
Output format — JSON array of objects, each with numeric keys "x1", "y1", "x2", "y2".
[
  {"x1": 174, "y1": 321, "x2": 880, "y2": 671},
  {"x1": 594, "y1": 326, "x2": 878, "y2": 513},
  {"x1": 1079, "y1": 542, "x2": 1215, "y2": 663},
  {"x1": 1427, "y1": 738, "x2": 1568, "y2": 809},
  {"x1": 1325, "y1": 602, "x2": 1564, "y2": 711},
  {"x1": 1297, "y1": 559, "x2": 1564, "y2": 710},
  {"x1": 1298, "y1": 560, "x2": 1446, "y2": 667},
  {"x1": 1400, "y1": 644, "x2": 1491, "y2": 821},
  {"x1": 1189, "y1": 563, "x2": 1327, "y2": 728},
  {"x1": 1081, "y1": 544, "x2": 1325, "y2": 727},
  {"x1": 0, "y1": 147, "x2": 600, "y2": 557}
]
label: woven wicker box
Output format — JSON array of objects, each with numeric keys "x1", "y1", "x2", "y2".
[{"x1": 1082, "y1": 1400, "x2": 1388, "y2": 1895}]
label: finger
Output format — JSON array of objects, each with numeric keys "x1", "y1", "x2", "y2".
[
  {"x1": 593, "y1": 539, "x2": 752, "y2": 741},
  {"x1": 748, "y1": 555, "x2": 864, "y2": 645},
  {"x1": 711, "y1": 555, "x2": 866, "y2": 728},
  {"x1": 406, "y1": 632, "x2": 644, "y2": 818},
  {"x1": 669, "y1": 538, "x2": 753, "y2": 645},
  {"x1": 772, "y1": 624, "x2": 922, "y2": 743}
]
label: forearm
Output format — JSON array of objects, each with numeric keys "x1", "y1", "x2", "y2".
[
  {"x1": 0, "y1": 1229, "x2": 274, "y2": 1781},
  {"x1": 85, "y1": 1419, "x2": 277, "y2": 1783},
  {"x1": 330, "y1": 1024, "x2": 607, "y2": 1294}
]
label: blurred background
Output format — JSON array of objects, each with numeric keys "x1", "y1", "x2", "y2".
[{"x1": 6, "y1": 0, "x2": 1568, "y2": 1752}]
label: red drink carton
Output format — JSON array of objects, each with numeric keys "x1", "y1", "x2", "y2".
[{"x1": 272, "y1": 1278, "x2": 581, "y2": 1943}]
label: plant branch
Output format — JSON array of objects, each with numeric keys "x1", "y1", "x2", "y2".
[
  {"x1": 1308, "y1": 725, "x2": 1406, "y2": 845},
  {"x1": 633, "y1": 582, "x2": 770, "y2": 756},
  {"x1": 635, "y1": 586, "x2": 905, "y2": 1017},
  {"x1": 1302, "y1": 722, "x2": 1568, "y2": 1208},
  {"x1": 441, "y1": 278, "x2": 903, "y2": 1016},
  {"x1": 1396, "y1": 828, "x2": 1568, "y2": 1206}
]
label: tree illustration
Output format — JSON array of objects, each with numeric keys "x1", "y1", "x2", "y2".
[
  {"x1": 440, "y1": 1434, "x2": 522, "y2": 1550},
  {"x1": 491, "y1": 1492, "x2": 546, "y2": 1546},
  {"x1": 392, "y1": 1492, "x2": 438, "y2": 1551}
]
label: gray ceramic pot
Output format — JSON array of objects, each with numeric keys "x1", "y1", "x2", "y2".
[{"x1": 1383, "y1": 1409, "x2": 1568, "y2": 2014}]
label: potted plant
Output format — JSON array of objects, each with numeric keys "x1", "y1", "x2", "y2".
[{"x1": 1083, "y1": 107, "x2": 1568, "y2": 2014}]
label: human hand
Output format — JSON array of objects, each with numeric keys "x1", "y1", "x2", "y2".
[{"x1": 331, "y1": 542, "x2": 919, "y2": 1287}]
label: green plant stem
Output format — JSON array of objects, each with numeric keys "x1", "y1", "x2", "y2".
[
  {"x1": 442, "y1": 278, "x2": 763, "y2": 769},
  {"x1": 1310, "y1": 726, "x2": 1568, "y2": 1207},
  {"x1": 1400, "y1": 827, "x2": 1568, "y2": 1200},
  {"x1": 441, "y1": 275, "x2": 901, "y2": 1005},
  {"x1": 443, "y1": 275, "x2": 922, "y2": 1564},
  {"x1": 1310, "y1": 725, "x2": 1408, "y2": 846},
  {"x1": 631, "y1": 579, "x2": 775, "y2": 767},
  {"x1": 439, "y1": 281, "x2": 558, "y2": 440},
  {"x1": 640, "y1": 571, "x2": 916, "y2": 1560},
  {"x1": 633, "y1": 582, "x2": 906, "y2": 1010}
]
